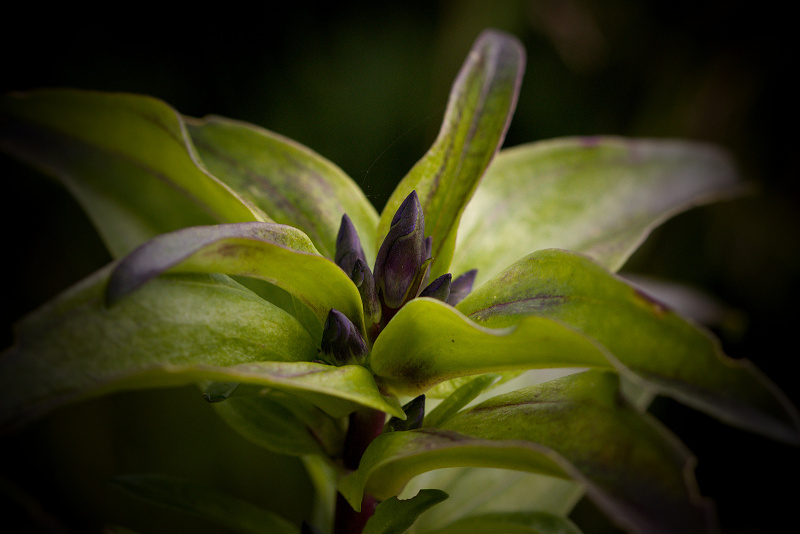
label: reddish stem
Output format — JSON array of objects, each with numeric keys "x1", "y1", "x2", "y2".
[{"x1": 334, "y1": 408, "x2": 386, "y2": 534}]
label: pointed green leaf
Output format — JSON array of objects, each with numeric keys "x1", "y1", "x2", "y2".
[
  {"x1": 457, "y1": 249, "x2": 800, "y2": 445},
  {"x1": 187, "y1": 115, "x2": 379, "y2": 262},
  {"x1": 426, "y1": 511, "x2": 583, "y2": 534},
  {"x1": 112, "y1": 474, "x2": 298, "y2": 534},
  {"x1": 450, "y1": 137, "x2": 744, "y2": 285},
  {"x1": 211, "y1": 388, "x2": 345, "y2": 457},
  {"x1": 422, "y1": 374, "x2": 502, "y2": 428},
  {"x1": 340, "y1": 371, "x2": 714, "y2": 534},
  {"x1": 107, "y1": 222, "x2": 365, "y2": 336},
  {"x1": 377, "y1": 30, "x2": 525, "y2": 279},
  {"x1": 0, "y1": 89, "x2": 266, "y2": 258},
  {"x1": 0, "y1": 265, "x2": 401, "y2": 430},
  {"x1": 369, "y1": 297, "x2": 612, "y2": 396},
  {"x1": 362, "y1": 489, "x2": 449, "y2": 534}
]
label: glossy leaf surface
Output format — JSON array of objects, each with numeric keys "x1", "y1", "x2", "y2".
[
  {"x1": 112, "y1": 474, "x2": 298, "y2": 534},
  {"x1": 107, "y1": 222, "x2": 365, "y2": 336},
  {"x1": 0, "y1": 89, "x2": 264, "y2": 258},
  {"x1": 377, "y1": 30, "x2": 525, "y2": 279},
  {"x1": 341, "y1": 371, "x2": 712, "y2": 534},
  {"x1": 450, "y1": 137, "x2": 743, "y2": 284},
  {"x1": 426, "y1": 511, "x2": 583, "y2": 534},
  {"x1": 369, "y1": 297, "x2": 611, "y2": 395},
  {"x1": 187, "y1": 116, "x2": 379, "y2": 262},
  {"x1": 457, "y1": 249, "x2": 800, "y2": 444}
]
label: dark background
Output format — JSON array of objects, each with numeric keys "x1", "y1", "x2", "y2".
[{"x1": 2, "y1": 1, "x2": 797, "y2": 532}]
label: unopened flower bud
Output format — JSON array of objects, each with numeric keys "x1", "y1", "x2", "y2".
[
  {"x1": 351, "y1": 259, "x2": 381, "y2": 325},
  {"x1": 335, "y1": 214, "x2": 367, "y2": 276},
  {"x1": 374, "y1": 191, "x2": 429, "y2": 309},
  {"x1": 385, "y1": 394, "x2": 426, "y2": 432},
  {"x1": 447, "y1": 269, "x2": 478, "y2": 306},
  {"x1": 419, "y1": 273, "x2": 452, "y2": 302},
  {"x1": 319, "y1": 309, "x2": 368, "y2": 365}
]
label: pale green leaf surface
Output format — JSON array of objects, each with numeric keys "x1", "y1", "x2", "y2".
[
  {"x1": 369, "y1": 297, "x2": 611, "y2": 396},
  {"x1": 112, "y1": 474, "x2": 298, "y2": 534},
  {"x1": 425, "y1": 511, "x2": 583, "y2": 534},
  {"x1": 377, "y1": 30, "x2": 525, "y2": 279},
  {"x1": 362, "y1": 489, "x2": 448, "y2": 534},
  {"x1": 341, "y1": 371, "x2": 713, "y2": 534},
  {"x1": 0, "y1": 266, "x2": 402, "y2": 429},
  {"x1": 400, "y1": 468, "x2": 582, "y2": 531},
  {"x1": 106, "y1": 222, "x2": 365, "y2": 336},
  {"x1": 0, "y1": 89, "x2": 265, "y2": 258},
  {"x1": 456, "y1": 248, "x2": 800, "y2": 444},
  {"x1": 187, "y1": 116, "x2": 379, "y2": 262},
  {"x1": 450, "y1": 137, "x2": 743, "y2": 285}
]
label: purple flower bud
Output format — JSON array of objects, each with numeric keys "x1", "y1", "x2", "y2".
[
  {"x1": 385, "y1": 394, "x2": 426, "y2": 432},
  {"x1": 335, "y1": 214, "x2": 367, "y2": 276},
  {"x1": 447, "y1": 269, "x2": 478, "y2": 305},
  {"x1": 351, "y1": 259, "x2": 381, "y2": 325},
  {"x1": 419, "y1": 273, "x2": 452, "y2": 302},
  {"x1": 374, "y1": 191, "x2": 429, "y2": 309},
  {"x1": 319, "y1": 309, "x2": 368, "y2": 365}
]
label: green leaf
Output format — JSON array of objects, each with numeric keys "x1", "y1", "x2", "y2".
[
  {"x1": 111, "y1": 474, "x2": 298, "y2": 534},
  {"x1": 362, "y1": 489, "x2": 448, "y2": 534},
  {"x1": 377, "y1": 30, "x2": 525, "y2": 279},
  {"x1": 456, "y1": 248, "x2": 800, "y2": 444},
  {"x1": 0, "y1": 266, "x2": 403, "y2": 430},
  {"x1": 0, "y1": 89, "x2": 265, "y2": 258},
  {"x1": 106, "y1": 222, "x2": 365, "y2": 337},
  {"x1": 340, "y1": 371, "x2": 714, "y2": 534},
  {"x1": 186, "y1": 115, "x2": 379, "y2": 262},
  {"x1": 450, "y1": 137, "x2": 744, "y2": 285},
  {"x1": 423, "y1": 374, "x2": 502, "y2": 428},
  {"x1": 369, "y1": 297, "x2": 612, "y2": 396},
  {"x1": 399, "y1": 468, "x2": 582, "y2": 531},
  {"x1": 426, "y1": 511, "x2": 583, "y2": 534},
  {"x1": 211, "y1": 388, "x2": 345, "y2": 457}
]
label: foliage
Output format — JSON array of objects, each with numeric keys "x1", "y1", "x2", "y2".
[{"x1": 1, "y1": 29, "x2": 797, "y2": 534}]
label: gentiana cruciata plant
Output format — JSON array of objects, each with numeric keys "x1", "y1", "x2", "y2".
[{"x1": 1, "y1": 29, "x2": 798, "y2": 534}]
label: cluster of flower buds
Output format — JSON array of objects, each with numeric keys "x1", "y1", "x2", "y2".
[{"x1": 318, "y1": 190, "x2": 477, "y2": 366}]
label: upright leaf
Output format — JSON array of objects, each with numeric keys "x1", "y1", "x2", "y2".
[
  {"x1": 187, "y1": 116, "x2": 379, "y2": 262},
  {"x1": 456, "y1": 249, "x2": 800, "y2": 444},
  {"x1": 377, "y1": 30, "x2": 525, "y2": 279},
  {"x1": 362, "y1": 489, "x2": 448, "y2": 534},
  {"x1": 0, "y1": 89, "x2": 266, "y2": 258},
  {"x1": 450, "y1": 137, "x2": 743, "y2": 284}
]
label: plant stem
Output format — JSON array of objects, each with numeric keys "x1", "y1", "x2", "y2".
[{"x1": 334, "y1": 408, "x2": 386, "y2": 534}]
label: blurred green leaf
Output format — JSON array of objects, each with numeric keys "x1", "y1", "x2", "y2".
[
  {"x1": 106, "y1": 221, "x2": 365, "y2": 335},
  {"x1": 377, "y1": 30, "x2": 525, "y2": 279},
  {"x1": 112, "y1": 474, "x2": 298, "y2": 534},
  {"x1": 425, "y1": 511, "x2": 583, "y2": 534},
  {"x1": 341, "y1": 371, "x2": 713, "y2": 534},
  {"x1": 457, "y1": 248, "x2": 800, "y2": 444},
  {"x1": 450, "y1": 137, "x2": 744, "y2": 285},
  {"x1": 187, "y1": 115, "x2": 379, "y2": 262},
  {"x1": 362, "y1": 489, "x2": 448, "y2": 534},
  {"x1": 369, "y1": 297, "x2": 611, "y2": 396},
  {"x1": 0, "y1": 89, "x2": 266, "y2": 258}
]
